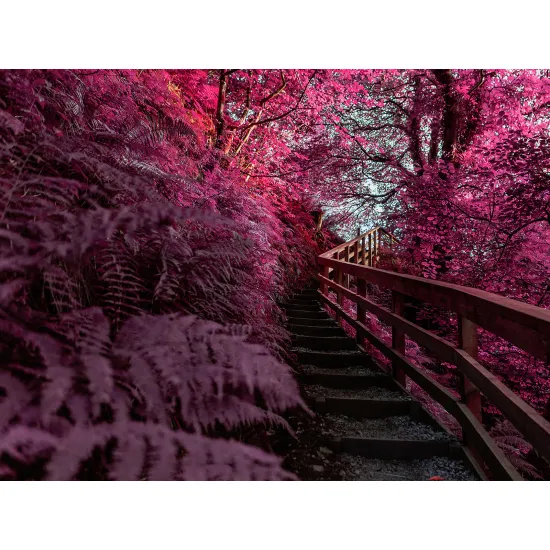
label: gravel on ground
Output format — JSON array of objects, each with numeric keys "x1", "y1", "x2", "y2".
[
  {"x1": 302, "y1": 384, "x2": 412, "y2": 401},
  {"x1": 323, "y1": 413, "x2": 456, "y2": 441},
  {"x1": 292, "y1": 346, "x2": 363, "y2": 356},
  {"x1": 337, "y1": 454, "x2": 478, "y2": 481},
  {"x1": 298, "y1": 364, "x2": 382, "y2": 376}
]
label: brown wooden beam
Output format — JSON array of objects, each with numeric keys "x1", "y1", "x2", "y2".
[
  {"x1": 318, "y1": 256, "x2": 550, "y2": 362},
  {"x1": 457, "y1": 316, "x2": 482, "y2": 421},
  {"x1": 392, "y1": 291, "x2": 406, "y2": 386},
  {"x1": 317, "y1": 290, "x2": 521, "y2": 479},
  {"x1": 317, "y1": 274, "x2": 550, "y2": 465}
]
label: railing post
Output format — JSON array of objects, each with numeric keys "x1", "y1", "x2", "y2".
[
  {"x1": 368, "y1": 233, "x2": 373, "y2": 267},
  {"x1": 343, "y1": 245, "x2": 350, "y2": 289},
  {"x1": 334, "y1": 252, "x2": 343, "y2": 325},
  {"x1": 355, "y1": 227, "x2": 360, "y2": 268},
  {"x1": 458, "y1": 316, "x2": 482, "y2": 421},
  {"x1": 391, "y1": 291, "x2": 406, "y2": 386},
  {"x1": 356, "y1": 278, "x2": 367, "y2": 346},
  {"x1": 377, "y1": 228, "x2": 382, "y2": 263},
  {"x1": 320, "y1": 264, "x2": 330, "y2": 296},
  {"x1": 361, "y1": 236, "x2": 366, "y2": 265}
]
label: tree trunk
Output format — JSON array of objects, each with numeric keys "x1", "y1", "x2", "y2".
[
  {"x1": 215, "y1": 70, "x2": 228, "y2": 149},
  {"x1": 433, "y1": 69, "x2": 460, "y2": 164}
]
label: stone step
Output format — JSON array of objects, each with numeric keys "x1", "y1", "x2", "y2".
[
  {"x1": 287, "y1": 303, "x2": 320, "y2": 311},
  {"x1": 298, "y1": 372, "x2": 396, "y2": 389},
  {"x1": 286, "y1": 309, "x2": 331, "y2": 320},
  {"x1": 287, "y1": 317, "x2": 336, "y2": 327},
  {"x1": 290, "y1": 292, "x2": 320, "y2": 301},
  {"x1": 291, "y1": 293, "x2": 320, "y2": 301},
  {"x1": 293, "y1": 288, "x2": 319, "y2": 299},
  {"x1": 293, "y1": 335, "x2": 358, "y2": 351},
  {"x1": 282, "y1": 302, "x2": 323, "y2": 312},
  {"x1": 288, "y1": 324, "x2": 347, "y2": 337},
  {"x1": 286, "y1": 298, "x2": 320, "y2": 307},
  {"x1": 295, "y1": 349, "x2": 374, "y2": 367},
  {"x1": 288, "y1": 303, "x2": 321, "y2": 312},
  {"x1": 284, "y1": 283, "x2": 480, "y2": 481},
  {"x1": 313, "y1": 396, "x2": 412, "y2": 418},
  {"x1": 332, "y1": 437, "x2": 460, "y2": 460}
]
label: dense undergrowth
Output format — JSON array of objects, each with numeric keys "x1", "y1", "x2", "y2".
[{"x1": 0, "y1": 70, "x2": 339, "y2": 480}]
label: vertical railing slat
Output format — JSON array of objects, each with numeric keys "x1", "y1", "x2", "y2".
[
  {"x1": 334, "y1": 252, "x2": 343, "y2": 325},
  {"x1": 458, "y1": 316, "x2": 482, "y2": 421},
  {"x1": 321, "y1": 265, "x2": 330, "y2": 297},
  {"x1": 343, "y1": 245, "x2": 350, "y2": 290},
  {"x1": 369, "y1": 233, "x2": 372, "y2": 267},
  {"x1": 356, "y1": 278, "x2": 367, "y2": 347},
  {"x1": 391, "y1": 290, "x2": 406, "y2": 386}
]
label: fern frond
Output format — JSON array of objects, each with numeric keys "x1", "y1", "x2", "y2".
[
  {"x1": 147, "y1": 427, "x2": 178, "y2": 481},
  {"x1": 41, "y1": 365, "x2": 74, "y2": 422},
  {"x1": 0, "y1": 280, "x2": 26, "y2": 306},
  {"x1": 1, "y1": 422, "x2": 295, "y2": 481},
  {"x1": 110, "y1": 428, "x2": 147, "y2": 481},
  {"x1": 0, "y1": 373, "x2": 32, "y2": 432},
  {"x1": 114, "y1": 313, "x2": 304, "y2": 434},
  {"x1": 94, "y1": 239, "x2": 147, "y2": 328},
  {"x1": 490, "y1": 419, "x2": 542, "y2": 479},
  {"x1": 42, "y1": 264, "x2": 81, "y2": 313},
  {"x1": 46, "y1": 425, "x2": 107, "y2": 481},
  {"x1": 63, "y1": 308, "x2": 114, "y2": 416},
  {"x1": 0, "y1": 425, "x2": 58, "y2": 464},
  {"x1": 0, "y1": 70, "x2": 312, "y2": 481},
  {"x1": 177, "y1": 431, "x2": 296, "y2": 481}
]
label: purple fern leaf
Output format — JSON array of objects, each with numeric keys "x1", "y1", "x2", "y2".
[
  {"x1": 177, "y1": 433, "x2": 296, "y2": 481},
  {"x1": 68, "y1": 308, "x2": 114, "y2": 416},
  {"x1": 110, "y1": 427, "x2": 147, "y2": 481},
  {"x1": 0, "y1": 280, "x2": 26, "y2": 306},
  {"x1": 0, "y1": 464, "x2": 15, "y2": 480},
  {"x1": 0, "y1": 426, "x2": 58, "y2": 464},
  {"x1": 0, "y1": 373, "x2": 32, "y2": 432},
  {"x1": 147, "y1": 428, "x2": 177, "y2": 481},
  {"x1": 65, "y1": 394, "x2": 92, "y2": 426},
  {"x1": 41, "y1": 365, "x2": 74, "y2": 421},
  {"x1": 46, "y1": 426, "x2": 105, "y2": 481},
  {"x1": 113, "y1": 352, "x2": 170, "y2": 424}
]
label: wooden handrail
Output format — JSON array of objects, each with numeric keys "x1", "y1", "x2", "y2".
[
  {"x1": 320, "y1": 226, "x2": 399, "y2": 262},
  {"x1": 318, "y1": 228, "x2": 550, "y2": 480}
]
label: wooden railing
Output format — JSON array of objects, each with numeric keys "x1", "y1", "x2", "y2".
[
  {"x1": 320, "y1": 226, "x2": 399, "y2": 266},
  {"x1": 317, "y1": 227, "x2": 550, "y2": 480}
]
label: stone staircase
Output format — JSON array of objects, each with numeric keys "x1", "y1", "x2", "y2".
[{"x1": 281, "y1": 284, "x2": 483, "y2": 481}]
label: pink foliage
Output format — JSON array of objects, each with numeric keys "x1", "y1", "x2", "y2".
[
  {"x1": 2, "y1": 68, "x2": 549, "y2": 479},
  {"x1": 305, "y1": 70, "x2": 550, "y2": 423},
  {"x1": 0, "y1": 69, "x2": 338, "y2": 480}
]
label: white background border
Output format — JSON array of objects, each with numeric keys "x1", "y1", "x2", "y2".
[
  {"x1": 2, "y1": 1, "x2": 550, "y2": 68},
  {"x1": 0, "y1": 482, "x2": 547, "y2": 549},
  {"x1": 1, "y1": 2, "x2": 548, "y2": 548}
]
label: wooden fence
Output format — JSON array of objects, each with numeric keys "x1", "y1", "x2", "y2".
[{"x1": 318, "y1": 227, "x2": 550, "y2": 480}]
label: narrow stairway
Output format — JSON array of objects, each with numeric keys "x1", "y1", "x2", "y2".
[{"x1": 281, "y1": 283, "x2": 482, "y2": 481}]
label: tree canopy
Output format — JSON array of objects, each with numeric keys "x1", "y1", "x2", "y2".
[{"x1": 0, "y1": 69, "x2": 548, "y2": 479}]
